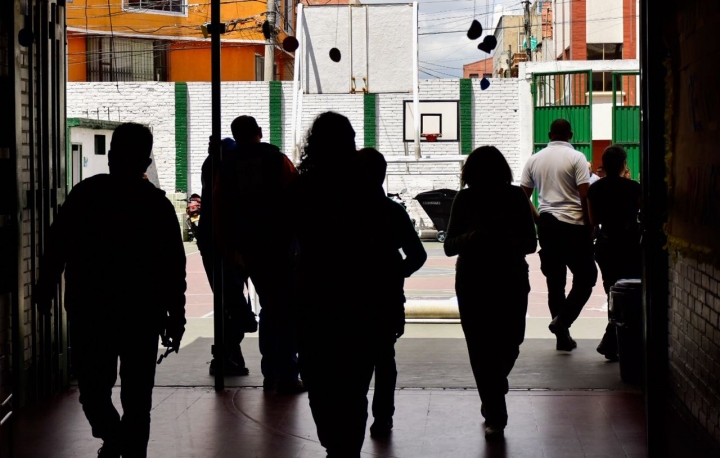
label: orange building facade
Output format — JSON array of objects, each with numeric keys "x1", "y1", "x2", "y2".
[{"x1": 67, "y1": 0, "x2": 298, "y2": 82}]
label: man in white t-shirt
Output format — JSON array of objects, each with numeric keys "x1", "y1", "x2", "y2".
[{"x1": 521, "y1": 119, "x2": 598, "y2": 351}]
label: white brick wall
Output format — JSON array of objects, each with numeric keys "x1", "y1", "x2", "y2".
[
  {"x1": 471, "y1": 78, "x2": 522, "y2": 178},
  {"x1": 67, "y1": 82, "x2": 177, "y2": 191},
  {"x1": 186, "y1": 82, "x2": 270, "y2": 194},
  {"x1": 68, "y1": 79, "x2": 523, "y2": 228}
]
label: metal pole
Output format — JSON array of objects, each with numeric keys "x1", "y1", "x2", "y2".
[
  {"x1": 210, "y1": 0, "x2": 225, "y2": 391},
  {"x1": 412, "y1": 2, "x2": 421, "y2": 160},
  {"x1": 264, "y1": 0, "x2": 276, "y2": 81},
  {"x1": 290, "y1": 3, "x2": 303, "y2": 162}
]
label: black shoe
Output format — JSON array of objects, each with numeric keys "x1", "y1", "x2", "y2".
[
  {"x1": 484, "y1": 425, "x2": 505, "y2": 441},
  {"x1": 209, "y1": 358, "x2": 250, "y2": 376},
  {"x1": 370, "y1": 417, "x2": 393, "y2": 438},
  {"x1": 549, "y1": 318, "x2": 575, "y2": 351},
  {"x1": 276, "y1": 379, "x2": 307, "y2": 395},
  {"x1": 97, "y1": 443, "x2": 121, "y2": 458},
  {"x1": 263, "y1": 377, "x2": 276, "y2": 391},
  {"x1": 597, "y1": 343, "x2": 618, "y2": 361}
]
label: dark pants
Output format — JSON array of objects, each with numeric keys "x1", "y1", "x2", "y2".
[
  {"x1": 244, "y1": 253, "x2": 299, "y2": 384},
  {"x1": 73, "y1": 319, "x2": 158, "y2": 458},
  {"x1": 299, "y1": 324, "x2": 378, "y2": 457},
  {"x1": 200, "y1": 251, "x2": 249, "y2": 364},
  {"x1": 456, "y1": 270, "x2": 529, "y2": 428},
  {"x1": 537, "y1": 213, "x2": 598, "y2": 328},
  {"x1": 372, "y1": 336, "x2": 398, "y2": 420},
  {"x1": 595, "y1": 235, "x2": 641, "y2": 352}
]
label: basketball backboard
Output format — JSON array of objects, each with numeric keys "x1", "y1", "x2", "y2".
[{"x1": 403, "y1": 100, "x2": 459, "y2": 142}]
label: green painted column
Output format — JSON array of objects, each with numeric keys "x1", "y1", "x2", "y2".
[
  {"x1": 174, "y1": 82, "x2": 188, "y2": 192},
  {"x1": 459, "y1": 78, "x2": 473, "y2": 155},
  {"x1": 363, "y1": 93, "x2": 377, "y2": 149},
  {"x1": 269, "y1": 81, "x2": 283, "y2": 149}
]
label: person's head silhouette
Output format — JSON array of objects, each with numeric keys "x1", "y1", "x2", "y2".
[
  {"x1": 108, "y1": 123, "x2": 153, "y2": 178},
  {"x1": 300, "y1": 111, "x2": 356, "y2": 173},
  {"x1": 358, "y1": 147, "x2": 387, "y2": 186},
  {"x1": 548, "y1": 118, "x2": 573, "y2": 142},
  {"x1": 231, "y1": 115, "x2": 263, "y2": 145},
  {"x1": 602, "y1": 145, "x2": 628, "y2": 178},
  {"x1": 461, "y1": 146, "x2": 513, "y2": 188}
]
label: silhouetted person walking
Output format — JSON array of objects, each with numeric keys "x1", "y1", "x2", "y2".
[
  {"x1": 291, "y1": 112, "x2": 400, "y2": 457},
  {"x1": 588, "y1": 145, "x2": 641, "y2": 360},
  {"x1": 521, "y1": 119, "x2": 598, "y2": 351},
  {"x1": 214, "y1": 115, "x2": 303, "y2": 393},
  {"x1": 198, "y1": 136, "x2": 257, "y2": 376},
  {"x1": 444, "y1": 146, "x2": 537, "y2": 440},
  {"x1": 33, "y1": 123, "x2": 186, "y2": 458},
  {"x1": 358, "y1": 148, "x2": 427, "y2": 438}
]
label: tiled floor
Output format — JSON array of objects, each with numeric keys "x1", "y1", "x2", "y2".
[{"x1": 16, "y1": 387, "x2": 647, "y2": 457}]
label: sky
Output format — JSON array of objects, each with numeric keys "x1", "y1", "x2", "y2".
[{"x1": 360, "y1": 0, "x2": 526, "y2": 79}]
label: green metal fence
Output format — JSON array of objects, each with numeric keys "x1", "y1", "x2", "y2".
[{"x1": 612, "y1": 72, "x2": 641, "y2": 181}]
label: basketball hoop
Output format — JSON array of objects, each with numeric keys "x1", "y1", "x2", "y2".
[{"x1": 421, "y1": 133, "x2": 441, "y2": 142}]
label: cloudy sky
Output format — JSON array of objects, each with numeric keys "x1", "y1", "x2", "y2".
[{"x1": 361, "y1": 0, "x2": 526, "y2": 78}]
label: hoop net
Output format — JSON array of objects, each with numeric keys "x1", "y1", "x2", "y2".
[{"x1": 421, "y1": 133, "x2": 441, "y2": 142}]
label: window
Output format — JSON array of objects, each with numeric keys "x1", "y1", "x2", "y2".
[
  {"x1": 587, "y1": 43, "x2": 623, "y2": 60},
  {"x1": 87, "y1": 37, "x2": 167, "y2": 82},
  {"x1": 255, "y1": 54, "x2": 264, "y2": 81},
  {"x1": 126, "y1": 0, "x2": 185, "y2": 14},
  {"x1": 587, "y1": 43, "x2": 623, "y2": 91},
  {"x1": 94, "y1": 135, "x2": 106, "y2": 155},
  {"x1": 482, "y1": 73, "x2": 492, "y2": 78},
  {"x1": 469, "y1": 73, "x2": 479, "y2": 78}
]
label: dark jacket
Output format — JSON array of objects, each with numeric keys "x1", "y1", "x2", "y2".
[
  {"x1": 35, "y1": 174, "x2": 186, "y2": 332},
  {"x1": 444, "y1": 185, "x2": 537, "y2": 274},
  {"x1": 290, "y1": 158, "x2": 404, "y2": 328}
]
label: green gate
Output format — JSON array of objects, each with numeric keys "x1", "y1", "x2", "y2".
[
  {"x1": 612, "y1": 72, "x2": 641, "y2": 181},
  {"x1": 531, "y1": 70, "x2": 593, "y2": 207}
]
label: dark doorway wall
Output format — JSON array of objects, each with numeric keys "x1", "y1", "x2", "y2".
[{"x1": 644, "y1": 0, "x2": 720, "y2": 456}]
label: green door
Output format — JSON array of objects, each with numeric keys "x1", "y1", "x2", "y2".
[
  {"x1": 612, "y1": 72, "x2": 641, "y2": 181},
  {"x1": 531, "y1": 70, "x2": 593, "y2": 207}
]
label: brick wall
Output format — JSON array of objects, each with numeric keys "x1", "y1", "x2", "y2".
[
  {"x1": 570, "y1": 0, "x2": 587, "y2": 60},
  {"x1": 623, "y1": 0, "x2": 637, "y2": 59},
  {"x1": 668, "y1": 254, "x2": 720, "y2": 448},
  {"x1": 66, "y1": 82, "x2": 177, "y2": 192}
]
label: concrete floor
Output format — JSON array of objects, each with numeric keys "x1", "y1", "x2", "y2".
[{"x1": 16, "y1": 388, "x2": 647, "y2": 458}]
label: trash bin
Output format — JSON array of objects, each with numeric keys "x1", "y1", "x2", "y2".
[
  {"x1": 609, "y1": 278, "x2": 644, "y2": 384},
  {"x1": 414, "y1": 189, "x2": 458, "y2": 242}
]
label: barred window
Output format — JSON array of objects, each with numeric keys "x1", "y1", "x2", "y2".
[
  {"x1": 87, "y1": 37, "x2": 167, "y2": 82},
  {"x1": 126, "y1": 0, "x2": 185, "y2": 14}
]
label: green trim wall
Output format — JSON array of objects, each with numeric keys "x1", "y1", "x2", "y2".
[
  {"x1": 174, "y1": 82, "x2": 188, "y2": 192},
  {"x1": 363, "y1": 94, "x2": 377, "y2": 148},
  {"x1": 459, "y1": 79, "x2": 473, "y2": 154},
  {"x1": 269, "y1": 81, "x2": 283, "y2": 149},
  {"x1": 363, "y1": 93, "x2": 377, "y2": 149}
]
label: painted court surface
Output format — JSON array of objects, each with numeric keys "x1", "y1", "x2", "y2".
[{"x1": 184, "y1": 242, "x2": 609, "y2": 320}]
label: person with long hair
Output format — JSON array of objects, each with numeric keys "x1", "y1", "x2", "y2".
[
  {"x1": 444, "y1": 146, "x2": 537, "y2": 440},
  {"x1": 290, "y1": 112, "x2": 398, "y2": 457}
]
